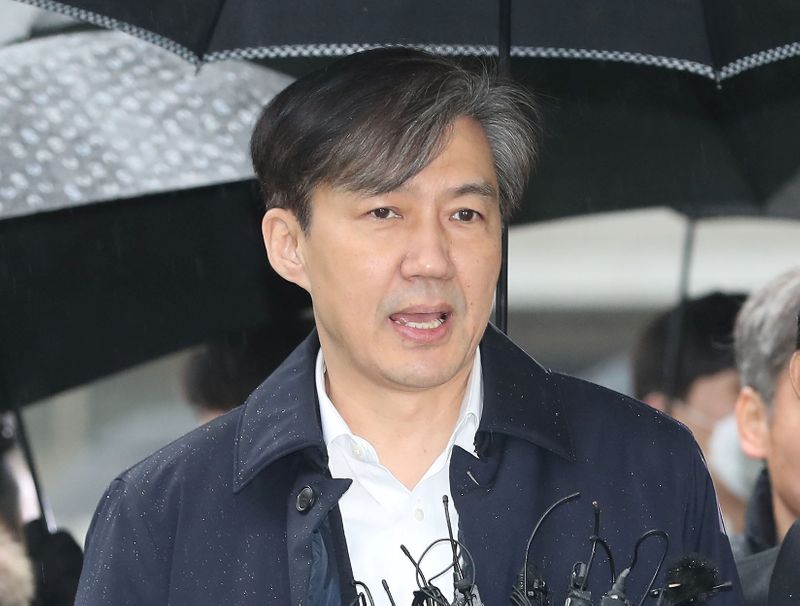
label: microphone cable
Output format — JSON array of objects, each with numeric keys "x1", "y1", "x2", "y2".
[
  {"x1": 350, "y1": 580, "x2": 376, "y2": 606},
  {"x1": 601, "y1": 529, "x2": 669, "y2": 606},
  {"x1": 581, "y1": 500, "x2": 616, "y2": 590},
  {"x1": 631, "y1": 529, "x2": 669, "y2": 606},
  {"x1": 401, "y1": 544, "x2": 451, "y2": 606},
  {"x1": 510, "y1": 491, "x2": 581, "y2": 605},
  {"x1": 521, "y1": 492, "x2": 581, "y2": 594}
]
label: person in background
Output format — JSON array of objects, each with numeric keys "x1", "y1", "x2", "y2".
[
  {"x1": 184, "y1": 321, "x2": 312, "y2": 424},
  {"x1": 733, "y1": 268, "x2": 800, "y2": 557},
  {"x1": 733, "y1": 269, "x2": 800, "y2": 606},
  {"x1": 0, "y1": 457, "x2": 34, "y2": 606},
  {"x1": 632, "y1": 291, "x2": 757, "y2": 533},
  {"x1": 1, "y1": 415, "x2": 82, "y2": 606}
]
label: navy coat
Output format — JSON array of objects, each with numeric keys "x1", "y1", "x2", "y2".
[{"x1": 76, "y1": 326, "x2": 743, "y2": 605}]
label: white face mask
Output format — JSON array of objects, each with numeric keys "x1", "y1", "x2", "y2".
[{"x1": 707, "y1": 412, "x2": 763, "y2": 501}]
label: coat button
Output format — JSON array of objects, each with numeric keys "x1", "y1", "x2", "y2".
[{"x1": 296, "y1": 485, "x2": 316, "y2": 513}]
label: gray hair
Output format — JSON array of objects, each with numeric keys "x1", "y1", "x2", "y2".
[
  {"x1": 251, "y1": 48, "x2": 539, "y2": 231},
  {"x1": 734, "y1": 267, "x2": 800, "y2": 405}
]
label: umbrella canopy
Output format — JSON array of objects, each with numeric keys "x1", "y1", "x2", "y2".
[
  {"x1": 0, "y1": 31, "x2": 307, "y2": 409},
  {"x1": 0, "y1": 30, "x2": 292, "y2": 220},
  {"x1": 7, "y1": 1, "x2": 800, "y2": 224},
  {"x1": 513, "y1": 55, "x2": 800, "y2": 223},
  {"x1": 10, "y1": 0, "x2": 800, "y2": 82},
  {"x1": 0, "y1": 180, "x2": 308, "y2": 410}
]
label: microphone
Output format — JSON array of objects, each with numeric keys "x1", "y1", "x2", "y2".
[
  {"x1": 565, "y1": 500, "x2": 615, "y2": 606},
  {"x1": 600, "y1": 567, "x2": 632, "y2": 605},
  {"x1": 442, "y1": 495, "x2": 474, "y2": 602},
  {"x1": 381, "y1": 579, "x2": 397, "y2": 606},
  {"x1": 565, "y1": 562, "x2": 593, "y2": 606},
  {"x1": 651, "y1": 554, "x2": 732, "y2": 605},
  {"x1": 401, "y1": 544, "x2": 449, "y2": 606}
]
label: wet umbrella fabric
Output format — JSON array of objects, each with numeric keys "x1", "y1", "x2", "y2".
[
  {"x1": 9, "y1": 0, "x2": 800, "y2": 83},
  {"x1": 0, "y1": 30, "x2": 292, "y2": 220},
  {"x1": 0, "y1": 31, "x2": 306, "y2": 409},
  {"x1": 513, "y1": 55, "x2": 800, "y2": 224},
  {"x1": 8, "y1": 1, "x2": 800, "y2": 222}
]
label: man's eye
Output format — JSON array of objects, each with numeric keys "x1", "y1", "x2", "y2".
[
  {"x1": 452, "y1": 209, "x2": 480, "y2": 222},
  {"x1": 370, "y1": 207, "x2": 398, "y2": 219}
]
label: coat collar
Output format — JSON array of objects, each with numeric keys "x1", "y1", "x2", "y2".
[
  {"x1": 478, "y1": 324, "x2": 575, "y2": 461},
  {"x1": 233, "y1": 324, "x2": 575, "y2": 491},
  {"x1": 743, "y1": 468, "x2": 777, "y2": 552}
]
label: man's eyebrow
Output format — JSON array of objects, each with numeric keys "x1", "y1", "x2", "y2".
[
  {"x1": 389, "y1": 180, "x2": 498, "y2": 200},
  {"x1": 452, "y1": 181, "x2": 498, "y2": 200}
]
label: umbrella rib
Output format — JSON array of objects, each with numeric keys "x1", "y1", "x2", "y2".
[
  {"x1": 204, "y1": 42, "x2": 499, "y2": 63},
  {"x1": 10, "y1": 0, "x2": 202, "y2": 66},
  {"x1": 206, "y1": 43, "x2": 722, "y2": 84},
  {"x1": 512, "y1": 46, "x2": 715, "y2": 80},
  {"x1": 719, "y1": 41, "x2": 800, "y2": 81}
]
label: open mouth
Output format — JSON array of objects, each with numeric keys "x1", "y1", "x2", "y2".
[{"x1": 390, "y1": 311, "x2": 450, "y2": 330}]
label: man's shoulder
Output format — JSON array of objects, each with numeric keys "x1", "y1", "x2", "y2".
[
  {"x1": 480, "y1": 326, "x2": 697, "y2": 456},
  {"x1": 550, "y1": 370, "x2": 697, "y2": 450},
  {"x1": 116, "y1": 406, "x2": 244, "y2": 491},
  {"x1": 550, "y1": 371, "x2": 691, "y2": 436}
]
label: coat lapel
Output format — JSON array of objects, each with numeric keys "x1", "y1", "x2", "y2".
[
  {"x1": 231, "y1": 331, "x2": 357, "y2": 605},
  {"x1": 233, "y1": 330, "x2": 326, "y2": 492},
  {"x1": 451, "y1": 325, "x2": 576, "y2": 604}
]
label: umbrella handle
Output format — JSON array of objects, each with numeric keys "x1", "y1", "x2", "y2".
[
  {"x1": 493, "y1": 0, "x2": 512, "y2": 334},
  {"x1": 10, "y1": 401, "x2": 57, "y2": 534},
  {"x1": 662, "y1": 218, "x2": 698, "y2": 415},
  {"x1": 494, "y1": 224, "x2": 509, "y2": 334}
]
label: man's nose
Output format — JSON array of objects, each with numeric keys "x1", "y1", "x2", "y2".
[{"x1": 399, "y1": 218, "x2": 455, "y2": 280}]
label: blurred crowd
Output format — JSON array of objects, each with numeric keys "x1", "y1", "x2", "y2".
[{"x1": 633, "y1": 267, "x2": 800, "y2": 605}]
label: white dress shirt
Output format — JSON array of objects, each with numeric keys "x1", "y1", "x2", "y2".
[{"x1": 316, "y1": 348, "x2": 483, "y2": 605}]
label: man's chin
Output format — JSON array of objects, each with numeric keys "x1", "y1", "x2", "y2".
[{"x1": 378, "y1": 356, "x2": 472, "y2": 391}]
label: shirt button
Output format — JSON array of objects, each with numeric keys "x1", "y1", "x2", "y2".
[
  {"x1": 414, "y1": 508, "x2": 424, "y2": 521},
  {"x1": 351, "y1": 445, "x2": 363, "y2": 459}
]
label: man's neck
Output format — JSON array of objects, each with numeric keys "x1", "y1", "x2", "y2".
[{"x1": 323, "y1": 362, "x2": 472, "y2": 490}]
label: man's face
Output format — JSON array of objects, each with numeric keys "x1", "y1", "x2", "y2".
[
  {"x1": 677, "y1": 368, "x2": 741, "y2": 449},
  {"x1": 296, "y1": 117, "x2": 501, "y2": 392},
  {"x1": 764, "y1": 363, "x2": 800, "y2": 525}
]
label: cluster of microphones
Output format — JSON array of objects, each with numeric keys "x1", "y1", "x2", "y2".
[{"x1": 349, "y1": 493, "x2": 733, "y2": 606}]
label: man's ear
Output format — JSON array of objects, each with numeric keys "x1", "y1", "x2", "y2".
[
  {"x1": 735, "y1": 385, "x2": 770, "y2": 459},
  {"x1": 261, "y1": 208, "x2": 310, "y2": 292},
  {"x1": 790, "y1": 352, "x2": 800, "y2": 400}
]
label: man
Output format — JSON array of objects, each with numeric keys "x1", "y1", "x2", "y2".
[
  {"x1": 76, "y1": 49, "x2": 741, "y2": 605},
  {"x1": 734, "y1": 269, "x2": 800, "y2": 557},
  {"x1": 732, "y1": 268, "x2": 800, "y2": 606},
  {"x1": 735, "y1": 268, "x2": 800, "y2": 555},
  {"x1": 632, "y1": 292, "x2": 755, "y2": 533}
]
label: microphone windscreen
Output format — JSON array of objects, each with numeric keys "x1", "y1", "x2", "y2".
[{"x1": 663, "y1": 554, "x2": 720, "y2": 604}]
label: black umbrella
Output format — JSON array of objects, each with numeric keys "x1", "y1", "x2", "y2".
[
  {"x1": 10, "y1": 0, "x2": 800, "y2": 78},
  {"x1": 0, "y1": 29, "x2": 307, "y2": 409}
]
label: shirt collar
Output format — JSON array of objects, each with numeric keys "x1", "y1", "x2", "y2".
[
  {"x1": 233, "y1": 325, "x2": 574, "y2": 492},
  {"x1": 315, "y1": 347, "x2": 483, "y2": 454}
]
